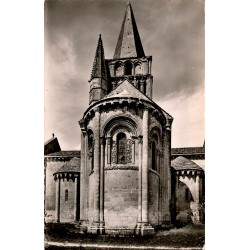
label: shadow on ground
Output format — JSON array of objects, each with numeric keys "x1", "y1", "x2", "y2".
[{"x1": 45, "y1": 222, "x2": 204, "y2": 249}]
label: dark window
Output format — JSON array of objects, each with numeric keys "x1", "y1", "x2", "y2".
[
  {"x1": 185, "y1": 188, "x2": 190, "y2": 201},
  {"x1": 151, "y1": 141, "x2": 157, "y2": 170},
  {"x1": 117, "y1": 133, "x2": 127, "y2": 164},
  {"x1": 124, "y1": 62, "x2": 132, "y2": 75},
  {"x1": 65, "y1": 189, "x2": 68, "y2": 201},
  {"x1": 88, "y1": 132, "x2": 94, "y2": 171}
]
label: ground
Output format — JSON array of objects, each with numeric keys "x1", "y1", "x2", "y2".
[{"x1": 45, "y1": 223, "x2": 205, "y2": 249}]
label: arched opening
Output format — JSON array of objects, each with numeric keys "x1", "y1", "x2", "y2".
[
  {"x1": 151, "y1": 141, "x2": 157, "y2": 171},
  {"x1": 124, "y1": 61, "x2": 132, "y2": 75},
  {"x1": 114, "y1": 63, "x2": 123, "y2": 76},
  {"x1": 135, "y1": 63, "x2": 142, "y2": 75},
  {"x1": 117, "y1": 132, "x2": 127, "y2": 164}
]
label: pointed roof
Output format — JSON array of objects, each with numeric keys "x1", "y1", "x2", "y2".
[
  {"x1": 55, "y1": 157, "x2": 80, "y2": 174},
  {"x1": 104, "y1": 79, "x2": 152, "y2": 102},
  {"x1": 90, "y1": 34, "x2": 107, "y2": 81},
  {"x1": 113, "y1": 1, "x2": 145, "y2": 59}
]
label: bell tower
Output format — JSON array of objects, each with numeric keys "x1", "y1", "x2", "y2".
[{"x1": 107, "y1": 1, "x2": 153, "y2": 99}]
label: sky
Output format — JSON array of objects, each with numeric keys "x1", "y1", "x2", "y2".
[{"x1": 44, "y1": 0, "x2": 205, "y2": 150}]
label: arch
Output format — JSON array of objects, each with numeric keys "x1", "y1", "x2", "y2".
[
  {"x1": 134, "y1": 62, "x2": 142, "y2": 75},
  {"x1": 124, "y1": 61, "x2": 132, "y2": 75},
  {"x1": 102, "y1": 115, "x2": 139, "y2": 137},
  {"x1": 114, "y1": 62, "x2": 124, "y2": 76}
]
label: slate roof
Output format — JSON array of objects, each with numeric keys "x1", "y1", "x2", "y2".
[
  {"x1": 171, "y1": 156, "x2": 203, "y2": 171},
  {"x1": 113, "y1": 1, "x2": 145, "y2": 59},
  {"x1": 45, "y1": 150, "x2": 80, "y2": 157},
  {"x1": 55, "y1": 157, "x2": 80, "y2": 173},
  {"x1": 44, "y1": 136, "x2": 61, "y2": 155}
]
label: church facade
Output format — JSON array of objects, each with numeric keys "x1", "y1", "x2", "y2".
[{"x1": 45, "y1": 1, "x2": 205, "y2": 235}]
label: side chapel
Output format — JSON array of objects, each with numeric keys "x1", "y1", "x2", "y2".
[{"x1": 45, "y1": 1, "x2": 205, "y2": 235}]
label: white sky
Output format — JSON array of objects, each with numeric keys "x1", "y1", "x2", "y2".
[{"x1": 44, "y1": 0, "x2": 205, "y2": 149}]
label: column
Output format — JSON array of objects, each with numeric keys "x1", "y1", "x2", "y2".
[
  {"x1": 55, "y1": 178, "x2": 60, "y2": 222},
  {"x1": 93, "y1": 108, "x2": 100, "y2": 227},
  {"x1": 141, "y1": 107, "x2": 154, "y2": 235},
  {"x1": 175, "y1": 174, "x2": 179, "y2": 221},
  {"x1": 106, "y1": 137, "x2": 111, "y2": 165},
  {"x1": 80, "y1": 129, "x2": 87, "y2": 221},
  {"x1": 74, "y1": 175, "x2": 78, "y2": 221},
  {"x1": 99, "y1": 137, "x2": 105, "y2": 234},
  {"x1": 142, "y1": 108, "x2": 149, "y2": 223},
  {"x1": 136, "y1": 136, "x2": 143, "y2": 232},
  {"x1": 162, "y1": 125, "x2": 171, "y2": 225},
  {"x1": 196, "y1": 174, "x2": 200, "y2": 223}
]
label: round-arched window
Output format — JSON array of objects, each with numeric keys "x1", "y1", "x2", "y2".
[{"x1": 117, "y1": 132, "x2": 127, "y2": 164}]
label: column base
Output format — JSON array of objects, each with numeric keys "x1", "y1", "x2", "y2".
[
  {"x1": 87, "y1": 221, "x2": 105, "y2": 235},
  {"x1": 136, "y1": 222, "x2": 155, "y2": 236}
]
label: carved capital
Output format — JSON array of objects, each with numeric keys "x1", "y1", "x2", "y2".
[
  {"x1": 106, "y1": 137, "x2": 112, "y2": 145},
  {"x1": 138, "y1": 136, "x2": 143, "y2": 144},
  {"x1": 100, "y1": 137, "x2": 106, "y2": 145}
]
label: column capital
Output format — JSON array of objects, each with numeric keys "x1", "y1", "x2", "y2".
[
  {"x1": 138, "y1": 135, "x2": 143, "y2": 144},
  {"x1": 100, "y1": 137, "x2": 106, "y2": 145}
]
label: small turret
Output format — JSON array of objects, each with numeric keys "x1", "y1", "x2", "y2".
[{"x1": 89, "y1": 35, "x2": 108, "y2": 104}]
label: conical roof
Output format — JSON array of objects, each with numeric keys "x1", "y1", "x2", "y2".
[
  {"x1": 55, "y1": 157, "x2": 80, "y2": 174},
  {"x1": 113, "y1": 1, "x2": 145, "y2": 59},
  {"x1": 90, "y1": 34, "x2": 107, "y2": 81},
  {"x1": 171, "y1": 156, "x2": 203, "y2": 171}
]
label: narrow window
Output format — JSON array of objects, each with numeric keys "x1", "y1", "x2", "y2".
[
  {"x1": 65, "y1": 189, "x2": 68, "y2": 201},
  {"x1": 152, "y1": 141, "x2": 157, "y2": 170},
  {"x1": 117, "y1": 133, "x2": 127, "y2": 164},
  {"x1": 185, "y1": 188, "x2": 190, "y2": 201},
  {"x1": 124, "y1": 62, "x2": 132, "y2": 75}
]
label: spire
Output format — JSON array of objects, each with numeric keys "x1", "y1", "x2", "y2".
[
  {"x1": 113, "y1": 1, "x2": 145, "y2": 59},
  {"x1": 90, "y1": 34, "x2": 107, "y2": 81}
]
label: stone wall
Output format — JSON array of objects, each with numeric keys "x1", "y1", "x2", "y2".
[
  {"x1": 59, "y1": 179, "x2": 77, "y2": 223},
  {"x1": 104, "y1": 169, "x2": 138, "y2": 229},
  {"x1": 45, "y1": 160, "x2": 67, "y2": 221},
  {"x1": 148, "y1": 171, "x2": 160, "y2": 226}
]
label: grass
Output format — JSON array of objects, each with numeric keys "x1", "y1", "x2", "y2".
[{"x1": 45, "y1": 223, "x2": 205, "y2": 248}]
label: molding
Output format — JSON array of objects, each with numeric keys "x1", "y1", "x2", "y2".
[{"x1": 104, "y1": 165, "x2": 138, "y2": 171}]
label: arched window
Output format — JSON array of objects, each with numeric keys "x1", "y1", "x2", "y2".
[
  {"x1": 124, "y1": 61, "x2": 132, "y2": 75},
  {"x1": 135, "y1": 63, "x2": 142, "y2": 75},
  {"x1": 115, "y1": 63, "x2": 123, "y2": 76},
  {"x1": 151, "y1": 141, "x2": 157, "y2": 171},
  {"x1": 117, "y1": 132, "x2": 127, "y2": 164},
  {"x1": 65, "y1": 189, "x2": 68, "y2": 201},
  {"x1": 88, "y1": 132, "x2": 94, "y2": 171}
]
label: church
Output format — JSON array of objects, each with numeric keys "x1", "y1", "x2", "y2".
[{"x1": 44, "y1": 1, "x2": 205, "y2": 235}]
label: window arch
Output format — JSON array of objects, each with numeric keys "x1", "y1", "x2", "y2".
[
  {"x1": 135, "y1": 63, "x2": 142, "y2": 75},
  {"x1": 124, "y1": 61, "x2": 132, "y2": 75},
  {"x1": 65, "y1": 189, "x2": 68, "y2": 201},
  {"x1": 117, "y1": 132, "x2": 127, "y2": 164}
]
